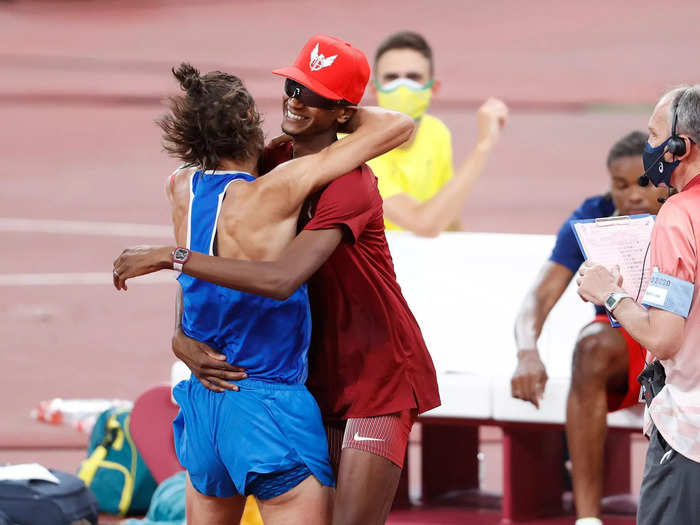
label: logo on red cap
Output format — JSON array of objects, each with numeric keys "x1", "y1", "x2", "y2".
[
  {"x1": 272, "y1": 34, "x2": 370, "y2": 105},
  {"x1": 309, "y1": 43, "x2": 337, "y2": 72}
]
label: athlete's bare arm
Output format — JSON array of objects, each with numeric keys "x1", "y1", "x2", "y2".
[
  {"x1": 511, "y1": 261, "x2": 574, "y2": 408},
  {"x1": 112, "y1": 107, "x2": 412, "y2": 284},
  {"x1": 212, "y1": 107, "x2": 412, "y2": 262},
  {"x1": 116, "y1": 227, "x2": 343, "y2": 300},
  {"x1": 247, "y1": 106, "x2": 413, "y2": 221},
  {"x1": 169, "y1": 166, "x2": 194, "y2": 247},
  {"x1": 381, "y1": 98, "x2": 508, "y2": 237}
]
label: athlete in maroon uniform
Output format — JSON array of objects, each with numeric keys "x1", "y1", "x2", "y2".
[
  {"x1": 264, "y1": 142, "x2": 439, "y2": 422},
  {"x1": 114, "y1": 35, "x2": 440, "y2": 525}
]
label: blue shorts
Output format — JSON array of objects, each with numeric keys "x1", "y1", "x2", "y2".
[{"x1": 172, "y1": 378, "x2": 334, "y2": 500}]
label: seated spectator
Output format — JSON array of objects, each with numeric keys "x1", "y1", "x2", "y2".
[
  {"x1": 368, "y1": 31, "x2": 508, "y2": 236},
  {"x1": 510, "y1": 131, "x2": 666, "y2": 525}
]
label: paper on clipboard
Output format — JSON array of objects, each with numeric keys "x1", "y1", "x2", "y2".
[{"x1": 571, "y1": 214, "x2": 655, "y2": 325}]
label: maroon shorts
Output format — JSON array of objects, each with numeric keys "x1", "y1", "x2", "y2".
[
  {"x1": 591, "y1": 314, "x2": 646, "y2": 411},
  {"x1": 324, "y1": 410, "x2": 417, "y2": 474}
]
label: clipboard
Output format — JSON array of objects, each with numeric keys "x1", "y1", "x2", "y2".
[{"x1": 570, "y1": 214, "x2": 655, "y2": 327}]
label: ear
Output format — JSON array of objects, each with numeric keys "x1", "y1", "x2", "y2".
[
  {"x1": 336, "y1": 106, "x2": 356, "y2": 125},
  {"x1": 680, "y1": 136, "x2": 694, "y2": 160},
  {"x1": 431, "y1": 79, "x2": 442, "y2": 96},
  {"x1": 369, "y1": 81, "x2": 377, "y2": 97}
]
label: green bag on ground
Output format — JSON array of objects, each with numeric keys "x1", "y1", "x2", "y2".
[
  {"x1": 77, "y1": 407, "x2": 158, "y2": 516},
  {"x1": 122, "y1": 471, "x2": 186, "y2": 525}
]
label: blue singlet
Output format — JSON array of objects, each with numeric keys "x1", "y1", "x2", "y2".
[
  {"x1": 177, "y1": 170, "x2": 312, "y2": 384},
  {"x1": 172, "y1": 169, "x2": 333, "y2": 499}
]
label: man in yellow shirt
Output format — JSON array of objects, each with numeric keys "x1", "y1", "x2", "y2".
[{"x1": 370, "y1": 31, "x2": 508, "y2": 235}]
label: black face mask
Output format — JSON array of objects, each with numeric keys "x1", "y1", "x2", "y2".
[{"x1": 642, "y1": 138, "x2": 679, "y2": 187}]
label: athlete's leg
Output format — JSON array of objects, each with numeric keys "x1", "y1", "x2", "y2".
[
  {"x1": 331, "y1": 411, "x2": 414, "y2": 525},
  {"x1": 332, "y1": 448, "x2": 401, "y2": 525},
  {"x1": 566, "y1": 322, "x2": 629, "y2": 519},
  {"x1": 185, "y1": 475, "x2": 246, "y2": 525},
  {"x1": 257, "y1": 475, "x2": 333, "y2": 525},
  {"x1": 324, "y1": 419, "x2": 346, "y2": 479}
]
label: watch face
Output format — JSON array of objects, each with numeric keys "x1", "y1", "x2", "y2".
[
  {"x1": 606, "y1": 295, "x2": 616, "y2": 309},
  {"x1": 173, "y1": 248, "x2": 189, "y2": 262}
]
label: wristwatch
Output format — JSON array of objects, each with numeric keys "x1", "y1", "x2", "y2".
[
  {"x1": 605, "y1": 292, "x2": 631, "y2": 314},
  {"x1": 172, "y1": 247, "x2": 190, "y2": 271}
]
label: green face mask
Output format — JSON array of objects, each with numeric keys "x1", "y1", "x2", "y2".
[{"x1": 375, "y1": 78, "x2": 434, "y2": 121}]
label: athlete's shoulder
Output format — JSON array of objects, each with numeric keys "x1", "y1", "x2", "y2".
[
  {"x1": 322, "y1": 165, "x2": 379, "y2": 206},
  {"x1": 327, "y1": 165, "x2": 376, "y2": 190},
  {"x1": 167, "y1": 164, "x2": 197, "y2": 201},
  {"x1": 572, "y1": 194, "x2": 615, "y2": 219}
]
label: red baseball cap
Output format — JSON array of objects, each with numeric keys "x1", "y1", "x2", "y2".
[{"x1": 273, "y1": 34, "x2": 370, "y2": 105}]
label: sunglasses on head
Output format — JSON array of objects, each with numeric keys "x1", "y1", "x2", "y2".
[{"x1": 284, "y1": 79, "x2": 351, "y2": 109}]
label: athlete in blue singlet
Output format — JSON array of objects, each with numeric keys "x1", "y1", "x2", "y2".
[
  {"x1": 173, "y1": 169, "x2": 331, "y2": 501},
  {"x1": 114, "y1": 63, "x2": 412, "y2": 524}
]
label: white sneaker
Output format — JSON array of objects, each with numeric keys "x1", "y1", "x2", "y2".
[{"x1": 575, "y1": 518, "x2": 603, "y2": 525}]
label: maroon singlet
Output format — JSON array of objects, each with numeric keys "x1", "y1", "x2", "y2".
[{"x1": 262, "y1": 142, "x2": 441, "y2": 420}]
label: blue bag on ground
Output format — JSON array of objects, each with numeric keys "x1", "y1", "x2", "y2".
[
  {"x1": 122, "y1": 471, "x2": 186, "y2": 525},
  {"x1": 77, "y1": 407, "x2": 157, "y2": 516},
  {"x1": 0, "y1": 468, "x2": 98, "y2": 525}
]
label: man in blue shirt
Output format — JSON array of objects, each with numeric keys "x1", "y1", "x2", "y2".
[{"x1": 511, "y1": 131, "x2": 665, "y2": 525}]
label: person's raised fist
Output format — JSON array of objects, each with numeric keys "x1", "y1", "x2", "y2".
[{"x1": 477, "y1": 97, "x2": 509, "y2": 149}]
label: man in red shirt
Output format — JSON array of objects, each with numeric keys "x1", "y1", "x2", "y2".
[{"x1": 114, "y1": 35, "x2": 440, "y2": 524}]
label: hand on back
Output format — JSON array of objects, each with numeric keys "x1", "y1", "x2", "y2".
[{"x1": 172, "y1": 327, "x2": 247, "y2": 392}]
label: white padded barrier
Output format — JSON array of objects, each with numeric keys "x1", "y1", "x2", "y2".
[{"x1": 386, "y1": 231, "x2": 643, "y2": 429}]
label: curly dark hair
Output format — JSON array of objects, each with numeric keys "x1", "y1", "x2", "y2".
[{"x1": 156, "y1": 63, "x2": 264, "y2": 171}]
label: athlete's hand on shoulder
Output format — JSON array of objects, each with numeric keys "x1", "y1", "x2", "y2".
[
  {"x1": 112, "y1": 245, "x2": 174, "y2": 291},
  {"x1": 172, "y1": 327, "x2": 247, "y2": 392},
  {"x1": 476, "y1": 97, "x2": 508, "y2": 150},
  {"x1": 511, "y1": 349, "x2": 548, "y2": 409},
  {"x1": 266, "y1": 133, "x2": 293, "y2": 149}
]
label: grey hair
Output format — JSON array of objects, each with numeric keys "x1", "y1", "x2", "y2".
[{"x1": 663, "y1": 84, "x2": 700, "y2": 143}]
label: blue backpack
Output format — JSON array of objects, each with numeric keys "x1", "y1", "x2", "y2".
[{"x1": 77, "y1": 407, "x2": 157, "y2": 516}]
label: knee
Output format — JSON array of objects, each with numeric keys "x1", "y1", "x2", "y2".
[{"x1": 572, "y1": 333, "x2": 620, "y2": 382}]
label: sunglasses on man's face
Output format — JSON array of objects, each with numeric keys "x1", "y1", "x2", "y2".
[{"x1": 284, "y1": 79, "x2": 350, "y2": 109}]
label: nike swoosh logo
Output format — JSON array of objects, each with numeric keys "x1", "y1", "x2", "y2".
[{"x1": 353, "y1": 431, "x2": 384, "y2": 442}]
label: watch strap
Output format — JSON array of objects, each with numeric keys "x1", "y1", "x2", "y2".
[{"x1": 606, "y1": 292, "x2": 631, "y2": 313}]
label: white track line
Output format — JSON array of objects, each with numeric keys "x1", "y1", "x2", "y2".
[
  {"x1": 0, "y1": 272, "x2": 177, "y2": 286},
  {"x1": 0, "y1": 217, "x2": 172, "y2": 238}
]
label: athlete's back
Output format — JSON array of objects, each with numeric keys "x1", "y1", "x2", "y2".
[
  {"x1": 170, "y1": 166, "x2": 298, "y2": 263},
  {"x1": 176, "y1": 168, "x2": 311, "y2": 383}
]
